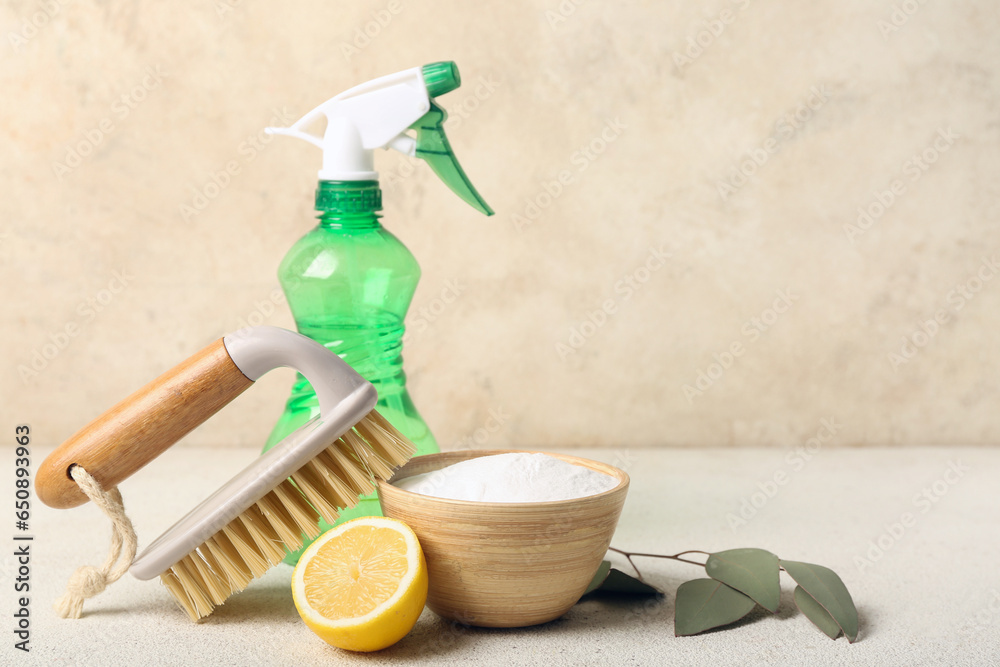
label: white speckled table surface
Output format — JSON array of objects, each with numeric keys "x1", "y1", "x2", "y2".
[{"x1": 13, "y1": 446, "x2": 1000, "y2": 666}]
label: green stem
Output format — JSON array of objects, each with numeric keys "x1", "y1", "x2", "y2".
[{"x1": 608, "y1": 546, "x2": 711, "y2": 581}]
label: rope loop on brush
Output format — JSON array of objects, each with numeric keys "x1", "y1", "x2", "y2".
[{"x1": 53, "y1": 465, "x2": 138, "y2": 619}]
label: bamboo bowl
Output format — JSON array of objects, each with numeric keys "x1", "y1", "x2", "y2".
[{"x1": 378, "y1": 449, "x2": 629, "y2": 628}]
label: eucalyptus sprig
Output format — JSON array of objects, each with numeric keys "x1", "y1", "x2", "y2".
[{"x1": 587, "y1": 546, "x2": 858, "y2": 642}]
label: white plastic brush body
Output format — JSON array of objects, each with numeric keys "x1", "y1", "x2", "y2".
[{"x1": 37, "y1": 326, "x2": 414, "y2": 620}]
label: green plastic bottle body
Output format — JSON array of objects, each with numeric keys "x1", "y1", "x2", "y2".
[{"x1": 263, "y1": 181, "x2": 438, "y2": 563}]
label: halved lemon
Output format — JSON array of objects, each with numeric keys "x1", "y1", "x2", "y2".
[{"x1": 291, "y1": 516, "x2": 427, "y2": 652}]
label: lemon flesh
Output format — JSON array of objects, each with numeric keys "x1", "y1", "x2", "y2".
[{"x1": 292, "y1": 517, "x2": 427, "y2": 652}]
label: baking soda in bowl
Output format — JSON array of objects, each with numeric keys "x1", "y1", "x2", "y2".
[{"x1": 393, "y1": 453, "x2": 619, "y2": 502}]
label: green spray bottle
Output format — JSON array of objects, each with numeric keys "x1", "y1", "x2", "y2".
[{"x1": 263, "y1": 62, "x2": 493, "y2": 561}]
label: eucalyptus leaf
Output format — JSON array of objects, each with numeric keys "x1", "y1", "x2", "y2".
[
  {"x1": 794, "y1": 586, "x2": 841, "y2": 640},
  {"x1": 583, "y1": 560, "x2": 612, "y2": 595},
  {"x1": 781, "y1": 560, "x2": 859, "y2": 642},
  {"x1": 675, "y1": 579, "x2": 757, "y2": 637},
  {"x1": 600, "y1": 569, "x2": 663, "y2": 596},
  {"x1": 705, "y1": 548, "x2": 781, "y2": 613}
]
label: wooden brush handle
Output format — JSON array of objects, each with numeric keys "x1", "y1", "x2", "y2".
[{"x1": 36, "y1": 338, "x2": 254, "y2": 509}]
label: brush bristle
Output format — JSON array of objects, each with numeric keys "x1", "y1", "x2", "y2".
[{"x1": 158, "y1": 409, "x2": 416, "y2": 621}]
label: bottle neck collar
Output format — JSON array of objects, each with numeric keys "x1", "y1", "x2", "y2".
[
  {"x1": 314, "y1": 180, "x2": 382, "y2": 230},
  {"x1": 315, "y1": 180, "x2": 382, "y2": 214}
]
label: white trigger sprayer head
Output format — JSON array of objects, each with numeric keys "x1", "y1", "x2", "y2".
[
  {"x1": 267, "y1": 61, "x2": 493, "y2": 216},
  {"x1": 265, "y1": 66, "x2": 429, "y2": 181}
]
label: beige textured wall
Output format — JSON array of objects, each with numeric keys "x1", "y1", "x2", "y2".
[{"x1": 3, "y1": 1, "x2": 998, "y2": 449}]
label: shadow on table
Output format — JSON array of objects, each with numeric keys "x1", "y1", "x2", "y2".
[
  {"x1": 365, "y1": 574, "x2": 686, "y2": 661},
  {"x1": 380, "y1": 576, "x2": 871, "y2": 659},
  {"x1": 201, "y1": 575, "x2": 299, "y2": 625}
]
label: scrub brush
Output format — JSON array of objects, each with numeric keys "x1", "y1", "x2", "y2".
[{"x1": 36, "y1": 326, "x2": 415, "y2": 621}]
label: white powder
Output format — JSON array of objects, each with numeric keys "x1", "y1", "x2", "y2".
[{"x1": 393, "y1": 452, "x2": 619, "y2": 503}]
